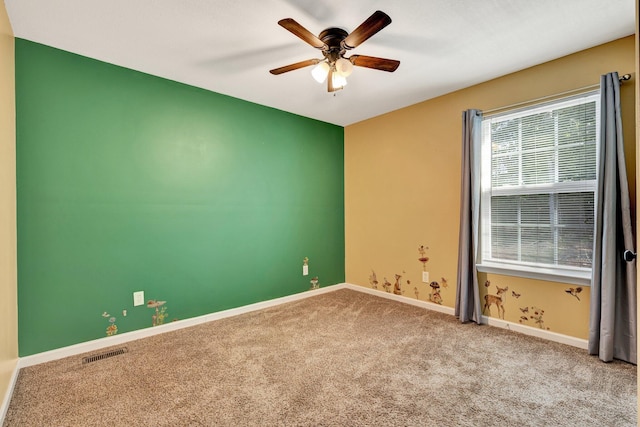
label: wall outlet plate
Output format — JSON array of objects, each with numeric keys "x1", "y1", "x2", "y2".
[
  {"x1": 303, "y1": 265, "x2": 309, "y2": 276},
  {"x1": 422, "y1": 271, "x2": 429, "y2": 283},
  {"x1": 133, "y1": 291, "x2": 145, "y2": 306}
]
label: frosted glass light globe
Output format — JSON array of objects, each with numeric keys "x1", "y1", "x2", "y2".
[
  {"x1": 311, "y1": 61, "x2": 330, "y2": 83},
  {"x1": 335, "y1": 58, "x2": 353, "y2": 77},
  {"x1": 332, "y1": 73, "x2": 347, "y2": 88}
]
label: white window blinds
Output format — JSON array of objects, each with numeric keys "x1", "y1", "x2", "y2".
[{"x1": 480, "y1": 92, "x2": 599, "y2": 273}]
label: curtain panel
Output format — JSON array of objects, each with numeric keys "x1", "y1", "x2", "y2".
[
  {"x1": 588, "y1": 72, "x2": 637, "y2": 364},
  {"x1": 455, "y1": 109, "x2": 483, "y2": 324}
]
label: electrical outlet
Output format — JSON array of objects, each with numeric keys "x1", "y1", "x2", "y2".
[
  {"x1": 422, "y1": 271, "x2": 429, "y2": 283},
  {"x1": 133, "y1": 291, "x2": 145, "y2": 307},
  {"x1": 303, "y1": 265, "x2": 309, "y2": 276}
]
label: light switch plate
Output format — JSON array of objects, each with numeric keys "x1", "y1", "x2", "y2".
[
  {"x1": 133, "y1": 291, "x2": 145, "y2": 307},
  {"x1": 422, "y1": 272, "x2": 429, "y2": 283},
  {"x1": 303, "y1": 265, "x2": 309, "y2": 276}
]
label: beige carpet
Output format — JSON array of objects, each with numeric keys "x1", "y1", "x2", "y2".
[{"x1": 3, "y1": 289, "x2": 636, "y2": 426}]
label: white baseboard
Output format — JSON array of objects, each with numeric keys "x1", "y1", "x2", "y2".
[
  {"x1": 17, "y1": 281, "x2": 587, "y2": 366},
  {"x1": 19, "y1": 284, "x2": 347, "y2": 368},
  {"x1": 343, "y1": 283, "x2": 456, "y2": 315},
  {"x1": 0, "y1": 360, "x2": 20, "y2": 424},
  {"x1": 481, "y1": 315, "x2": 588, "y2": 349},
  {"x1": 343, "y1": 283, "x2": 587, "y2": 350}
]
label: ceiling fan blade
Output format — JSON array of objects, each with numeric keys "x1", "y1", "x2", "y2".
[
  {"x1": 269, "y1": 59, "x2": 321, "y2": 75},
  {"x1": 342, "y1": 10, "x2": 392, "y2": 50},
  {"x1": 350, "y1": 55, "x2": 400, "y2": 72},
  {"x1": 278, "y1": 18, "x2": 326, "y2": 50}
]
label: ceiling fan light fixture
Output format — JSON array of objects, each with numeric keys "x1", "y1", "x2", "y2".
[
  {"x1": 332, "y1": 72, "x2": 347, "y2": 89},
  {"x1": 271, "y1": 11, "x2": 399, "y2": 92},
  {"x1": 335, "y1": 57, "x2": 353, "y2": 77},
  {"x1": 311, "y1": 61, "x2": 330, "y2": 83}
]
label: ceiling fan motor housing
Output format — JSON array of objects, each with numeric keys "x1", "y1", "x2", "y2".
[{"x1": 319, "y1": 28, "x2": 349, "y2": 63}]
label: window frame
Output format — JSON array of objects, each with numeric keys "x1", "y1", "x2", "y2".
[{"x1": 476, "y1": 91, "x2": 600, "y2": 286}]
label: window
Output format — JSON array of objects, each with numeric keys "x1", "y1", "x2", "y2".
[{"x1": 478, "y1": 92, "x2": 599, "y2": 285}]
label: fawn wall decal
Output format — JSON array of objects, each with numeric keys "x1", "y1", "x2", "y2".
[{"x1": 483, "y1": 285, "x2": 508, "y2": 319}]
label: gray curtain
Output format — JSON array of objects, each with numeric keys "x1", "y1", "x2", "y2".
[
  {"x1": 588, "y1": 72, "x2": 637, "y2": 364},
  {"x1": 455, "y1": 109, "x2": 483, "y2": 323}
]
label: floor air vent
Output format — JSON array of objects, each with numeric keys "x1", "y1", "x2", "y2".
[{"x1": 82, "y1": 347, "x2": 128, "y2": 364}]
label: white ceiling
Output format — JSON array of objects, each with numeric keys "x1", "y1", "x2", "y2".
[{"x1": 5, "y1": 0, "x2": 636, "y2": 126}]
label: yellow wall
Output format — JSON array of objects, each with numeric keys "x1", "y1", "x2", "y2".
[
  {"x1": 345, "y1": 36, "x2": 636, "y2": 340},
  {"x1": 0, "y1": 0, "x2": 17, "y2": 410}
]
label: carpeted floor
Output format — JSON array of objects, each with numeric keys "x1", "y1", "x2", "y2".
[{"x1": 3, "y1": 288, "x2": 637, "y2": 426}]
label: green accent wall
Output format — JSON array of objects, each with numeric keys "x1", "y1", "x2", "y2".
[{"x1": 16, "y1": 39, "x2": 344, "y2": 356}]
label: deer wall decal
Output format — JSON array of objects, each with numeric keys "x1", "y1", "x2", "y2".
[{"x1": 483, "y1": 285, "x2": 508, "y2": 319}]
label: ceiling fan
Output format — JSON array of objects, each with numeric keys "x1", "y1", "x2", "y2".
[{"x1": 269, "y1": 10, "x2": 400, "y2": 92}]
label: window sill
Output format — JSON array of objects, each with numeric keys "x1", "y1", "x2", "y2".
[{"x1": 476, "y1": 262, "x2": 591, "y2": 286}]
